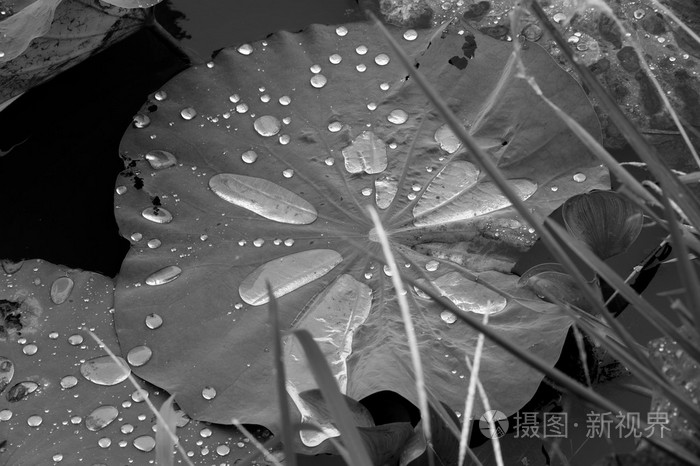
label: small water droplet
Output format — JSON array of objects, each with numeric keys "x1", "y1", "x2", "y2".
[
  {"x1": 253, "y1": 238, "x2": 265, "y2": 247},
  {"x1": 52, "y1": 454, "x2": 63, "y2": 462},
  {"x1": 328, "y1": 121, "x2": 342, "y2": 132},
  {"x1": 278, "y1": 95, "x2": 292, "y2": 106},
  {"x1": 260, "y1": 94, "x2": 271, "y2": 102},
  {"x1": 282, "y1": 116, "x2": 291, "y2": 125},
  {"x1": 142, "y1": 207, "x2": 173, "y2": 224},
  {"x1": 553, "y1": 12, "x2": 567, "y2": 23},
  {"x1": 284, "y1": 238, "x2": 295, "y2": 247},
  {"x1": 573, "y1": 173, "x2": 586, "y2": 182},
  {"x1": 27, "y1": 415, "x2": 43, "y2": 427},
  {"x1": 130, "y1": 232, "x2": 142, "y2": 242},
  {"x1": 86, "y1": 405, "x2": 119, "y2": 431},
  {"x1": 49, "y1": 332, "x2": 59, "y2": 339},
  {"x1": 236, "y1": 103, "x2": 249, "y2": 113},
  {"x1": 80, "y1": 356, "x2": 130, "y2": 386},
  {"x1": 60, "y1": 376, "x2": 78, "y2": 389},
  {"x1": 115, "y1": 185, "x2": 127, "y2": 195},
  {"x1": 282, "y1": 169, "x2": 294, "y2": 178},
  {"x1": 633, "y1": 9, "x2": 646, "y2": 19},
  {"x1": 374, "y1": 54, "x2": 390, "y2": 65},
  {"x1": 49, "y1": 276, "x2": 74, "y2": 305},
  {"x1": 329, "y1": 53, "x2": 342, "y2": 64},
  {"x1": 147, "y1": 238, "x2": 162, "y2": 249},
  {"x1": 241, "y1": 150, "x2": 258, "y2": 163},
  {"x1": 279, "y1": 134, "x2": 290, "y2": 144},
  {"x1": 22, "y1": 344, "x2": 38, "y2": 356},
  {"x1": 238, "y1": 239, "x2": 247, "y2": 246},
  {"x1": 132, "y1": 114, "x2": 150, "y2": 129},
  {"x1": 254, "y1": 115, "x2": 281, "y2": 137},
  {"x1": 387, "y1": 109, "x2": 408, "y2": 124},
  {"x1": 310, "y1": 74, "x2": 327, "y2": 88},
  {"x1": 383, "y1": 265, "x2": 392, "y2": 276},
  {"x1": 361, "y1": 187, "x2": 372, "y2": 196},
  {"x1": 440, "y1": 311, "x2": 457, "y2": 324},
  {"x1": 132, "y1": 388, "x2": 149, "y2": 402},
  {"x1": 180, "y1": 107, "x2": 197, "y2": 120},
  {"x1": 425, "y1": 260, "x2": 439, "y2": 272},
  {"x1": 367, "y1": 102, "x2": 377, "y2": 111},
  {"x1": 324, "y1": 157, "x2": 335, "y2": 166},
  {"x1": 145, "y1": 150, "x2": 177, "y2": 170},
  {"x1": 336, "y1": 26, "x2": 348, "y2": 36},
  {"x1": 133, "y1": 435, "x2": 156, "y2": 452},
  {"x1": 550, "y1": 185, "x2": 558, "y2": 192},
  {"x1": 356, "y1": 64, "x2": 367, "y2": 72},
  {"x1": 310, "y1": 64, "x2": 322, "y2": 73},
  {"x1": 127, "y1": 346, "x2": 153, "y2": 367},
  {"x1": 145, "y1": 265, "x2": 182, "y2": 286},
  {"x1": 200, "y1": 428, "x2": 213, "y2": 437},
  {"x1": 403, "y1": 29, "x2": 418, "y2": 41},
  {"x1": 380, "y1": 82, "x2": 390, "y2": 91},
  {"x1": 121, "y1": 424, "x2": 135, "y2": 434},
  {"x1": 237, "y1": 44, "x2": 253, "y2": 55},
  {"x1": 70, "y1": 416, "x2": 82, "y2": 424},
  {"x1": 145, "y1": 313, "x2": 163, "y2": 329},
  {"x1": 0, "y1": 410, "x2": 12, "y2": 421},
  {"x1": 411, "y1": 183, "x2": 421, "y2": 192},
  {"x1": 356, "y1": 45, "x2": 368, "y2": 55},
  {"x1": 202, "y1": 386, "x2": 217, "y2": 400},
  {"x1": 229, "y1": 94, "x2": 240, "y2": 103},
  {"x1": 154, "y1": 90, "x2": 167, "y2": 101}
]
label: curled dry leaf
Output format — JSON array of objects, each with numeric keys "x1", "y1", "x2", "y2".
[{"x1": 562, "y1": 190, "x2": 644, "y2": 260}]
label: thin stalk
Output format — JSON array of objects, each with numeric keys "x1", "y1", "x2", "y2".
[
  {"x1": 458, "y1": 313, "x2": 487, "y2": 466},
  {"x1": 144, "y1": 7, "x2": 204, "y2": 65}
]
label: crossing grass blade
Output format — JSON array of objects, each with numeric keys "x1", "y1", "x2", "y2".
[{"x1": 155, "y1": 396, "x2": 178, "y2": 466}]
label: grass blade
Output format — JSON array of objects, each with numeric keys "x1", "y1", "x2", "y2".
[
  {"x1": 232, "y1": 419, "x2": 284, "y2": 466},
  {"x1": 155, "y1": 395, "x2": 178, "y2": 466},
  {"x1": 458, "y1": 313, "x2": 487, "y2": 466}
]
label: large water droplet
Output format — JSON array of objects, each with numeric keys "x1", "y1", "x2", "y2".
[
  {"x1": 145, "y1": 313, "x2": 163, "y2": 329},
  {"x1": 80, "y1": 356, "x2": 130, "y2": 386},
  {"x1": 387, "y1": 109, "x2": 408, "y2": 125},
  {"x1": 6, "y1": 381, "x2": 39, "y2": 401},
  {"x1": 434, "y1": 124, "x2": 462, "y2": 153},
  {"x1": 217, "y1": 445, "x2": 231, "y2": 456},
  {"x1": 180, "y1": 107, "x2": 197, "y2": 120},
  {"x1": 573, "y1": 173, "x2": 587, "y2": 182},
  {"x1": 403, "y1": 29, "x2": 418, "y2": 41},
  {"x1": 374, "y1": 54, "x2": 390, "y2": 65},
  {"x1": 253, "y1": 116, "x2": 281, "y2": 137},
  {"x1": 375, "y1": 176, "x2": 398, "y2": 209},
  {"x1": 0, "y1": 410, "x2": 12, "y2": 421},
  {"x1": 341, "y1": 131, "x2": 387, "y2": 175},
  {"x1": 0, "y1": 357, "x2": 15, "y2": 392},
  {"x1": 209, "y1": 174, "x2": 318, "y2": 224},
  {"x1": 127, "y1": 346, "x2": 152, "y2": 367},
  {"x1": 27, "y1": 415, "x2": 43, "y2": 427},
  {"x1": 431, "y1": 272, "x2": 507, "y2": 315},
  {"x1": 145, "y1": 150, "x2": 177, "y2": 170},
  {"x1": 202, "y1": 386, "x2": 217, "y2": 400},
  {"x1": 145, "y1": 265, "x2": 182, "y2": 286},
  {"x1": 133, "y1": 435, "x2": 156, "y2": 452},
  {"x1": 237, "y1": 44, "x2": 253, "y2": 55},
  {"x1": 142, "y1": 207, "x2": 173, "y2": 224},
  {"x1": 239, "y1": 249, "x2": 343, "y2": 305},
  {"x1": 85, "y1": 405, "x2": 119, "y2": 431},
  {"x1": 22, "y1": 344, "x2": 38, "y2": 356},
  {"x1": 50, "y1": 277, "x2": 73, "y2": 305},
  {"x1": 310, "y1": 74, "x2": 327, "y2": 88},
  {"x1": 440, "y1": 311, "x2": 457, "y2": 324},
  {"x1": 68, "y1": 334, "x2": 83, "y2": 345}
]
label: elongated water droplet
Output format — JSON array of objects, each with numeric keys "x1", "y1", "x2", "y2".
[
  {"x1": 425, "y1": 260, "x2": 439, "y2": 272},
  {"x1": 202, "y1": 386, "x2": 217, "y2": 400},
  {"x1": 130, "y1": 232, "x2": 142, "y2": 242},
  {"x1": 254, "y1": 116, "x2": 281, "y2": 137},
  {"x1": 142, "y1": 207, "x2": 173, "y2": 224},
  {"x1": 310, "y1": 74, "x2": 327, "y2": 88},
  {"x1": 80, "y1": 356, "x2": 130, "y2": 386},
  {"x1": 210, "y1": 174, "x2": 318, "y2": 224},
  {"x1": 68, "y1": 334, "x2": 83, "y2": 345},
  {"x1": 404, "y1": 29, "x2": 418, "y2": 40},
  {"x1": 180, "y1": 107, "x2": 197, "y2": 120},
  {"x1": 432, "y1": 272, "x2": 507, "y2": 315},
  {"x1": 60, "y1": 376, "x2": 78, "y2": 389},
  {"x1": 0, "y1": 357, "x2": 15, "y2": 393},
  {"x1": 85, "y1": 405, "x2": 119, "y2": 431},
  {"x1": 115, "y1": 185, "x2": 127, "y2": 195},
  {"x1": 374, "y1": 54, "x2": 390, "y2": 65},
  {"x1": 145, "y1": 265, "x2": 182, "y2": 286},
  {"x1": 440, "y1": 311, "x2": 457, "y2": 324},
  {"x1": 237, "y1": 44, "x2": 253, "y2": 55},
  {"x1": 50, "y1": 277, "x2": 73, "y2": 305},
  {"x1": 434, "y1": 124, "x2": 462, "y2": 153},
  {"x1": 133, "y1": 435, "x2": 156, "y2": 452},
  {"x1": 148, "y1": 238, "x2": 162, "y2": 249},
  {"x1": 127, "y1": 346, "x2": 152, "y2": 367},
  {"x1": 329, "y1": 54, "x2": 342, "y2": 64},
  {"x1": 236, "y1": 103, "x2": 249, "y2": 113},
  {"x1": 239, "y1": 249, "x2": 343, "y2": 305},
  {"x1": 6, "y1": 381, "x2": 39, "y2": 402},
  {"x1": 573, "y1": 173, "x2": 587, "y2": 182},
  {"x1": 27, "y1": 415, "x2": 42, "y2": 427},
  {"x1": 342, "y1": 131, "x2": 387, "y2": 174},
  {"x1": 388, "y1": 109, "x2": 408, "y2": 125},
  {"x1": 361, "y1": 187, "x2": 372, "y2": 196},
  {"x1": 375, "y1": 176, "x2": 398, "y2": 209},
  {"x1": 145, "y1": 313, "x2": 163, "y2": 329},
  {"x1": 328, "y1": 121, "x2": 342, "y2": 132},
  {"x1": 145, "y1": 150, "x2": 177, "y2": 169},
  {"x1": 22, "y1": 344, "x2": 37, "y2": 355}
]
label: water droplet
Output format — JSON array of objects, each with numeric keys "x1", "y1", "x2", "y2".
[
  {"x1": 52, "y1": 454, "x2": 63, "y2": 462},
  {"x1": 202, "y1": 386, "x2": 217, "y2": 400},
  {"x1": 361, "y1": 187, "x2": 372, "y2": 196},
  {"x1": 633, "y1": 9, "x2": 646, "y2": 19},
  {"x1": 121, "y1": 424, "x2": 134, "y2": 434},
  {"x1": 329, "y1": 54, "x2": 342, "y2": 64},
  {"x1": 328, "y1": 121, "x2": 342, "y2": 132},
  {"x1": 310, "y1": 74, "x2": 327, "y2": 88},
  {"x1": 133, "y1": 435, "x2": 156, "y2": 452},
  {"x1": 154, "y1": 90, "x2": 167, "y2": 101},
  {"x1": 282, "y1": 116, "x2": 291, "y2": 125},
  {"x1": 145, "y1": 265, "x2": 182, "y2": 286},
  {"x1": 432, "y1": 272, "x2": 507, "y2": 315},
  {"x1": 241, "y1": 150, "x2": 258, "y2": 164},
  {"x1": 145, "y1": 150, "x2": 177, "y2": 169},
  {"x1": 403, "y1": 29, "x2": 418, "y2": 41},
  {"x1": 253, "y1": 238, "x2": 265, "y2": 247},
  {"x1": 374, "y1": 54, "x2": 390, "y2": 65},
  {"x1": 80, "y1": 356, "x2": 130, "y2": 386},
  {"x1": 253, "y1": 115, "x2": 281, "y2": 137},
  {"x1": 310, "y1": 64, "x2": 322, "y2": 73},
  {"x1": 425, "y1": 260, "x2": 439, "y2": 272},
  {"x1": 282, "y1": 169, "x2": 294, "y2": 178},
  {"x1": 6, "y1": 381, "x2": 39, "y2": 401},
  {"x1": 229, "y1": 94, "x2": 240, "y2": 103},
  {"x1": 434, "y1": 124, "x2": 461, "y2": 153},
  {"x1": 60, "y1": 376, "x2": 78, "y2": 389},
  {"x1": 130, "y1": 232, "x2": 142, "y2": 242},
  {"x1": 387, "y1": 109, "x2": 408, "y2": 125},
  {"x1": 206, "y1": 61, "x2": 215, "y2": 68},
  {"x1": 383, "y1": 265, "x2": 393, "y2": 276},
  {"x1": 132, "y1": 114, "x2": 150, "y2": 129},
  {"x1": 98, "y1": 437, "x2": 112, "y2": 448},
  {"x1": 375, "y1": 176, "x2": 398, "y2": 209},
  {"x1": 180, "y1": 107, "x2": 197, "y2": 120},
  {"x1": 49, "y1": 276, "x2": 74, "y2": 305},
  {"x1": 145, "y1": 313, "x2": 163, "y2": 329},
  {"x1": 553, "y1": 12, "x2": 567, "y2": 23},
  {"x1": 70, "y1": 416, "x2": 82, "y2": 424},
  {"x1": 115, "y1": 185, "x2": 127, "y2": 195},
  {"x1": 279, "y1": 95, "x2": 291, "y2": 105},
  {"x1": 238, "y1": 239, "x2": 247, "y2": 246},
  {"x1": 284, "y1": 238, "x2": 295, "y2": 247},
  {"x1": 342, "y1": 131, "x2": 387, "y2": 174},
  {"x1": 380, "y1": 82, "x2": 390, "y2": 91},
  {"x1": 217, "y1": 445, "x2": 231, "y2": 456},
  {"x1": 210, "y1": 174, "x2": 318, "y2": 224},
  {"x1": 49, "y1": 332, "x2": 59, "y2": 339},
  {"x1": 27, "y1": 415, "x2": 43, "y2": 427},
  {"x1": 279, "y1": 134, "x2": 291, "y2": 145},
  {"x1": 147, "y1": 238, "x2": 162, "y2": 249},
  {"x1": 573, "y1": 173, "x2": 587, "y2": 182},
  {"x1": 550, "y1": 185, "x2": 558, "y2": 192},
  {"x1": 239, "y1": 249, "x2": 343, "y2": 305},
  {"x1": 260, "y1": 94, "x2": 271, "y2": 102},
  {"x1": 356, "y1": 45, "x2": 368, "y2": 55},
  {"x1": 22, "y1": 344, "x2": 38, "y2": 356},
  {"x1": 141, "y1": 207, "x2": 173, "y2": 224},
  {"x1": 236, "y1": 103, "x2": 249, "y2": 113},
  {"x1": 440, "y1": 311, "x2": 457, "y2": 324},
  {"x1": 336, "y1": 26, "x2": 348, "y2": 36},
  {"x1": 356, "y1": 64, "x2": 367, "y2": 72},
  {"x1": 0, "y1": 410, "x2": 12, "y2": 421},
  {"x1": 86, "y1": 405, "x2": 119, "y2": 431},
  {"x1": 367, "y1": 102, "x2": 377, "y2": 111},
  {"x1": 132, "y1": 388, "x2": 148, "y2": 402},
  {"x1": 237, "y1": 44, "x2": 253, "y2": 55},
  {"x1": 200, "y1": 428, "x2": 213, "y2": 437},
  {"x1": 324, "y1": 157, "x2": 335, "y2": 166},
  {"x1": 127, "y1": 346, "x2": 152, "y2": 367}
]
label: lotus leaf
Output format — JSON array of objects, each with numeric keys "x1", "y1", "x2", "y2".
[{"x1": 113, "y1": 20, "x2": 609, "y2": 442}]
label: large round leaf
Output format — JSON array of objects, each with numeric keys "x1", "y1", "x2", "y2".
[{"x1": 113, "y1": 20, "x2": 608, "y2": 436}]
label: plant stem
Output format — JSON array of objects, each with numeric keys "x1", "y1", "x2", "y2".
[{"x1": 144, "y1": 7, "x2": 204, "y2": 65}]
